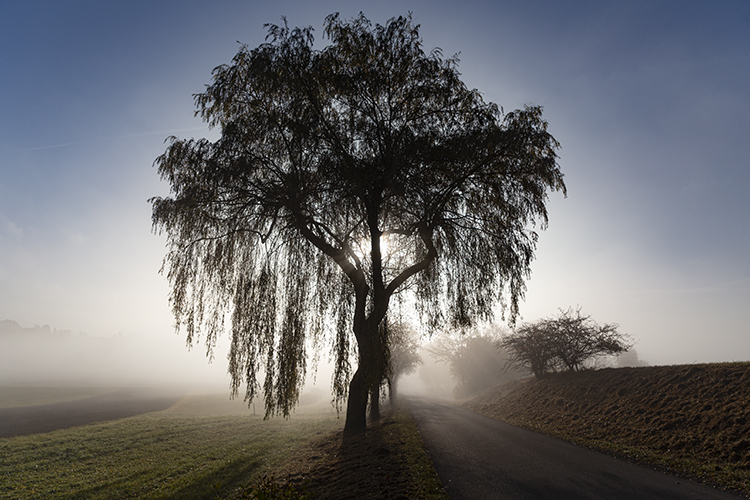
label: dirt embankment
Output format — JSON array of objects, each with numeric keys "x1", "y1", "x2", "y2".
[{"x1": 463, "y1": 362, "x2": 750, "y2": 495}]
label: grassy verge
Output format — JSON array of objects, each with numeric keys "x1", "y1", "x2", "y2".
[
  {"x1": 230, "y1": 404, "x2": 450, "y2": 499},
  {"x1": 0, "y1": 393, "x2": 342, "y2": 499},
  {"x1": 383, "y1": 408, "x2": 449, "y2": 500}
]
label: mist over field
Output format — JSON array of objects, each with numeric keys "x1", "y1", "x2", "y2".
[
  {"x1": 0, "y1": 320, "x2": 228, "y2": 389},
  {"x1": 0, "y1": 317, "x2": 651, "y2": 404},
  {"x1": 0, "y1": 319, "x2": 360, "y2": 407},
  {"x1": 0, "y1": 318, "x2": 491, "y2": 405}
]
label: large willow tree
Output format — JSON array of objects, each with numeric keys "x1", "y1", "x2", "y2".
[{"x1": 151, "y1": 13, "x2": 565, "y2": 435}]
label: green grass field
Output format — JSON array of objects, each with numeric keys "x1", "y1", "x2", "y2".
[{"x1": 0, "y1": 390, "x2": 342, "y2": 499}]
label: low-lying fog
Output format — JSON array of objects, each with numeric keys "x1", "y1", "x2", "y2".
[
  {"x1": 0, "y1": 318, "x2": 455, "y2": 404},
  {"x1": 0, "y1": 319, "x2": 649, "y2": 408},
  {"x1": 0, "y1": 319, "x2": 445, "y2": 402},
  {"x1": 0, "y1": 319, "x2": 229, "y2": 389}
]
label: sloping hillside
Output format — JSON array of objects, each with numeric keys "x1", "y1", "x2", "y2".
[{"x1": 463, "y1": 362, "x2": 750, "y2": 497}]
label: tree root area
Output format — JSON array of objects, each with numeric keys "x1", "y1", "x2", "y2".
[{"x1": 267, "y1": 412, "x2": 416, "y2": 500}]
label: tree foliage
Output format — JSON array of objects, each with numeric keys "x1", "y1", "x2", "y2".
[
  {"x1": 500, "y1": 308, "x2": 633, "y2": 377},
  {"x1": 150, "y1": 12, "x2": 565, "y2": 434},
  {"x1": 385, "y1": 320, "x2": 422, "y2": 403},
  {"x1": 428, "y1": 330, "x2": 523, "y2": 398}
]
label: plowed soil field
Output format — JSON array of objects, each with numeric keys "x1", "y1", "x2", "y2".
[{"x1": 0, "y1": 388, "x2": 184, "y2": 438}]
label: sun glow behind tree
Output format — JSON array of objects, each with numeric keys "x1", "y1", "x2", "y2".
[{"x1": 151, "y1": 13, "x2": 565, "y2": 434}]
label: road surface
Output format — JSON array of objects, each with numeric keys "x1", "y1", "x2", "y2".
[{"x1": 408, "y1": 397, "x2": 745, "y2": 500}]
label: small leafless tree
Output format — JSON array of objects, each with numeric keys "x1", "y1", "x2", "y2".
[
  {"x1": 499, "y1": 323, "x2": 558, "y2": 377},
  {"x1": 500, "y1": 308, "x2": 633, "y2": 377},
  {"x1": 550, "y1": 307, "x2": 632, "y2": 371}
]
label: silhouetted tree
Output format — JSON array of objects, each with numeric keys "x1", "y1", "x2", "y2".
[
  {"x1": 150, "y1": 12, "x2": 565, "y2": 435},
  {"x1": 500, "y1": 322, "x2": 559, "y2": 377},
  {"x1": 501, "y1": 308, "x2": 632, "y2": 377},
  {"x1": 385, "y1": 320, "x2": 422, "y2": 404},
  {"x1": 550, "y1": 307, "x2": 631, "y2": 371},
  {"x1": 429, "y1": 331, "x2": 524, "y2": 398}
]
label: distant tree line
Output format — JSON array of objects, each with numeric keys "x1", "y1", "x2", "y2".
[
  {"x1": 428, "y1": 329, "x2": 525, "y2": 398},
  {"x1": 499, "y1": 307, "x2": 633, "y2": 378},
  {"x1": 384, "y1": 320, "x2": 422, "y2": 405}
]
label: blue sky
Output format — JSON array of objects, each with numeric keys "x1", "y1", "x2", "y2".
[{"x1": 1, "y1": 0, "x2": 748, "y2": 370}]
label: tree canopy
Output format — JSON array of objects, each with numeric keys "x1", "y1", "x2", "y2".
[
  {"x1": 385, "y1": 320, "x2": 422, "y2": 403},
  {"x1": 150, "y1": 12, "x2": 565, "y2": 434},
  {"x1": 500, "y1": 307, "x2": 633, "y2": 377},
  {"x1": 428, "y1": 329, "x2": 524, "y2": 398}
]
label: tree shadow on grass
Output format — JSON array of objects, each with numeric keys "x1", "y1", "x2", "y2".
[
  {"x1": 53, "y1": 457, "x2": 264, "y2": 500},
  {"x1": 161, "y1": 457, "x2": 265, "y2": 500},
  {"x1": 297, "y1": 416, "x2": 412, "y2": 500}
]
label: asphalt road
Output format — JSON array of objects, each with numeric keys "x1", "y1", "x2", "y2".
[
  {"x1": 408, "y1": 397, "x2": 746, "y2": 500},
  {"x1": 0, "y1": 388, "x2": 184, "y2": 438}
]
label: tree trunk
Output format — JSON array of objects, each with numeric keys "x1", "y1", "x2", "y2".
[
  {"x1": 344, "y1": 292, "x2": 388, "y2": 436},
  {"x1": 344, "y1": 368, "x2": 368, "y2": 436}
]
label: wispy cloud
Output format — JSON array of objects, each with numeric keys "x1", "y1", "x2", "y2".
[{"x1": 0, "y1": 215, "x2": 23, "y2": 241}]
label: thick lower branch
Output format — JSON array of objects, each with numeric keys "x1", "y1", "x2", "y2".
[
  {"x1": 294, "y1": 215, "x2": 369, "y2": 297},
  {"x1": 385, "y1": 223, "x2": 437, "y2": 297}
]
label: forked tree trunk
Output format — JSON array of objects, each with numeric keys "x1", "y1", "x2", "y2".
[{"x1": 344, "y1": 314, "x2": 386, "y2": 436}]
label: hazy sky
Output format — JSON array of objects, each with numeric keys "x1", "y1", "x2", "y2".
[{"x1": 1, "y1": 0, "x2": 748, "y2": 370}]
